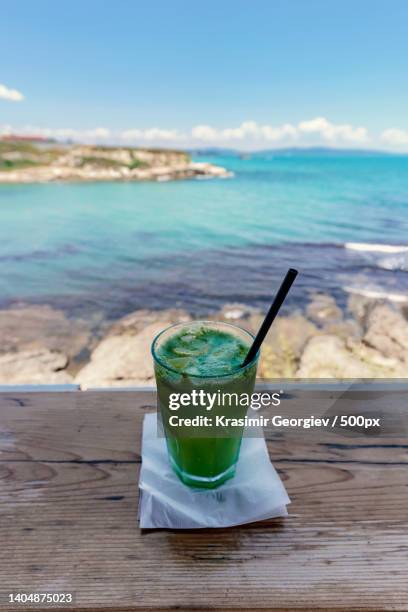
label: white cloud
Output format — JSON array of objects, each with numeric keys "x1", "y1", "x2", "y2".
[
  {"x1": 191, "y1": 121, "x2": 298, "y2": 143},
  {"x1": 0, "y1": 123, "x2": 185, "y2": 145},
  {"x1": 52, "y1": 128, "x2": 78, "y2": 139},
  {"x1": 143, "y1": 128, "x2": 183, "y2": 141},
  {"x1": 191, "y1": 125, "x2": 221, "y2": 141},
  {"x1": 87, "y1": 127, "x2": 111, "y2": 139},
  {"x1": 190, "y1": 117, "x2": 368, "y2": 146},
  {"x1": 120, "y1": 128, "x2": 143, "y2": 140},
  {"x1": 381, "y1": 128, "x2": 408, "y2": 146},
  {"x1": 120, "y1": 127, "x2": 184, "y2": 142},
  {"x1": 0, "y1": 117, "x2": 376, "y2": 148},
  {"x1": 298, "y1": 116, "x2": 368, "y2": 143},
  {"x1": 0, "y1": 124, "x2": 112, "y2": 142},
  {"x1": 37, "y1": 127, "x2": 111, "y2": 140},
  {"x1": 0, "y1": 124, "x2": 13, "y2": 135},
  {"x1": 260, "y1": 123, "x2": 297, "y2": 141},
  {"x1": 0, "y1": 83, "x2": 24, "y2": 102}
]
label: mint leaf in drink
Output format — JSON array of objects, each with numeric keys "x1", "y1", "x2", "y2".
[{"x1": 157, "y1": 325, "x2": 250, "y2": 376}]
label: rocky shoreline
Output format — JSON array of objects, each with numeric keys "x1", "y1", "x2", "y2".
[
  {"x1": 0, "y1": 293, "x2": 407, "y2": 386},
  {"x1": 0, "y1": 143, "x2": 232, "y2": 183}
]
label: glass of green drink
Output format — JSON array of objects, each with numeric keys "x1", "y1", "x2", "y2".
[{"x1": 151, "y1": 321, "x2": 259, "y2": 489}]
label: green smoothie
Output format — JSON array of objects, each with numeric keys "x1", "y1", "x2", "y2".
[
  {"x1": 152, "y1": 321, "x2": 258, "y2": 488},
  {"x1": 157, "y1": 325, "x2": 249, "y2": 376}
]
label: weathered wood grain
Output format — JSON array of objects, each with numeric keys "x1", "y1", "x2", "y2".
[{"x1": 0, "y1": 390, "x2": 407, "y2": 611}]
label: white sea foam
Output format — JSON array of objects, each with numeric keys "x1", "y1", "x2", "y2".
[
  {"x1": 343, "y1": 286, "x2": 408, "y2": 303},
  {"x1": 345, "y1": 242, "x2": 408, "y2": 254},
  {"x1": 377, "y1": 254, "x2": 408, "y2": 271}
]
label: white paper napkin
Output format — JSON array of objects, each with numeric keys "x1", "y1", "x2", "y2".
[{"x1": 138, "y1": 413, "x2": 290, "y2": 529}]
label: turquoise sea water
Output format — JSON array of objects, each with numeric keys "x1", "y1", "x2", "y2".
[{"x1": 1, "y1": 153, "x2": 407, "y2": 320}]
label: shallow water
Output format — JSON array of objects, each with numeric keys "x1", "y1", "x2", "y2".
[{"x1": 1, "y1": 153, "x2": 407, "y2": 321}]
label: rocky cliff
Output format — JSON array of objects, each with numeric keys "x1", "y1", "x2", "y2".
[
  {"x1": 0, "y1": 141, "x2": 232, "y2": 183},
  {"x1": 0, "y1": 294, "x2": 407, "y2": 386}
]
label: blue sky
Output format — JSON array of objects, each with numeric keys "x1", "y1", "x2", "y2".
[{"x1": 1, "y1": 0, "x2": 408, "y2": 150}]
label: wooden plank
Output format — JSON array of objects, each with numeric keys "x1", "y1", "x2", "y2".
[
  {"x1": 0, "y1": 390, "x2": 407, "y2": 611},
  {"x1": 0, "y1": 384, "x2": 79, "y2": 392}
]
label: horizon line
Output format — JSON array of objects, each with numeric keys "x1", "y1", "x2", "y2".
[{"x1": 1, "y1": 136, "x2": 407, "y2": 156}]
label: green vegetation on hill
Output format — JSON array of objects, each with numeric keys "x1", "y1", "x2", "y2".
[
  {"x1": 78, "y1": 156, "x2": 123, "y2": 168},
  {"x1": 0, "y1": 158, "x2": 41, "y2": 171},
  {"x1": 78, "y1": 156, "x2": 148, "y2": 170},
  {"x1": 0, "y1": 141, "x2": 190, "y2": 173},
  {"x1": 128, "y1": 159, "x2": 148, "y2": 169},
  {"x1": 0, "y1": 141, "x2": 63, "y2": 170}
]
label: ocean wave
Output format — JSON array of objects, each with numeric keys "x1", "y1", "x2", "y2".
[
  {"x1": 377, "y1": 254, "x2": 408, "y2": 272},
  {"x1": 343, "y1": 285, "x2": 408, "y2": 303},
  {"x1": 345, "y1": 242, "x2": 408, "y2": 253}
]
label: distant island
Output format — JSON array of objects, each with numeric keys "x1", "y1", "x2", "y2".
[
  {"x1": 192, "y1": 146, "x2": 403, "y2": 158},
  {"x1": 0, "y1": 139, "x2": 232, "y2": 183}
]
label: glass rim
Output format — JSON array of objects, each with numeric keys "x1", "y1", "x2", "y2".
[{"x1": 151, "y1": 320, "x2": 259, "y2": 379}]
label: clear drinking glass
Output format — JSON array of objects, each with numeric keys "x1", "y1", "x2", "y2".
[{"x1": 151, "y1": 321, "x2": 259, "y2": 488}]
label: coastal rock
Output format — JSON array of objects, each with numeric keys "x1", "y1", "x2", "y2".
[
  {"x1": 363, "y1": 304, "x2": 408, "y2": 365},
  {"x1": 0, "y1": 305, "x2": 91, "y2": 362},
  {"x1": 347, "y1": 337, "x2": 406, "y2": 373},
  {"x1": 0, "y1": 349, "x2": 73, "y2": 385},
  {"x1": 76, "y1": 321, "x2": 173, "y2": 388},
  {"x1": 298, "y1": 335, "x2": 373, "y2": 378},
  {"x1": 322, "y1": 318, "x2": 361, "y2": 340},
  {"x1": 73, "y1": 309, "x2": 193, "y2": 388},
  {"x1": 2, "y1": 297, "x2": 406, "y2": 385},
  {"x1": 190, "y1": 162, "x2": 233, "y2": 178},
  {"x1": 0, "y1": 304, "x2": 90, "y2": 383},
  {"x1": 347, "y1": 294, "x2": 380, "y2": 325},
  {"x1": 254, "y1": 314, "x2": 318, "y2": 377},
  {"x1": 297, "y1": 334, "x2": 406, "y2": 378},
  {"x1": 0, "y1": 162, "x2": 232, "y2": 183},
  {"x1": 306, "y1": 294, "x2": 343, "y2": 325},
  {"x1": 212, "y1": 303, "x2": 262, "y2": 323},
  {"x1": 0, "y1": 144, "x2": 232, "y2": 184},
  {"x1": 109, "y1": 308, "x2": 191, "y2": 336}
]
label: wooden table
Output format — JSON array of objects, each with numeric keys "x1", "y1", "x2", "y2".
[{"x1": 0, "y1": 387, "x2": 407, "y2": 611}]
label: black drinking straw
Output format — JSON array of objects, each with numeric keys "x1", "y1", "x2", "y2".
[{"x1": 242, "y1": 268, "x2": 298, "y2": 367}]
